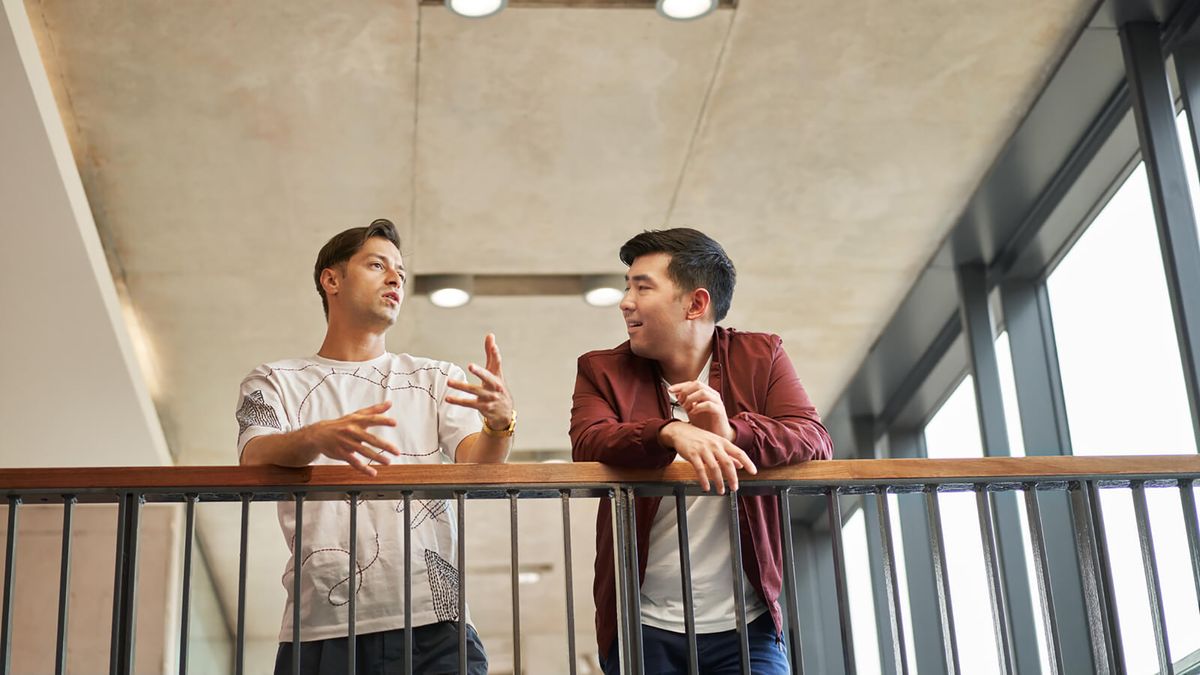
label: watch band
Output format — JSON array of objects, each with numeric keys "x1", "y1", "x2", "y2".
[{"x1": 481, "y1": 409, "x2": 517, "y2": 438}]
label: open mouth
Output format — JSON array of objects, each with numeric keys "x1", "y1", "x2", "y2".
[
  {"x1": 626, "y1": 321, "x2": 643, "y2": 330},
  {"x1": 383, "y1": 292, "x2": 400, "y2": 303}
]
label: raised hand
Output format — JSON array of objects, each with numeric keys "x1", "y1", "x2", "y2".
[
  {"x1": 300, "y1": 400, "x2": 400, "y2": 476},
  {"x1": 445, "y1": 333, "x2": 514, "y2": 432},
  {"x1": 669, "y1": 380, "x2": 734, "y2": 441}
]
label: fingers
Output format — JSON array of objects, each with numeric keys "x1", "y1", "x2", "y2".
[
  {"x1": 353, "y1": 401, "x2": 392, "y2": 416},
  {"x1": 725, "y1": 443, "x2": 758, "y2": 475},
  {"x1": 445, "y1": 394, "x2": 484, "y2": 410},
  {"x1": 668, "y1": 381, "x2": 704, "y2": 399},
  {"x1": 351, "y1": 430, "x2": 400, "y2": 459},
  {"x1": 447, "y1": 379, "x2": 489, "y2": 398},
  {"x1": 687, "y1": 456, "x2": 711, "y2": 493},
  {"x1": 467, "y1": 363, "x2": 504, "y2": 389},
  {"x1": 356, "y1": 414, "x2": 399, "y2": 430},
  {"x1": 687, "y1": 400, "x2": 723, "y2": 417},
  {"x1": 484, "y1": 333, "x2": 503, "y2": 376},
  {"x1": 342, "y1": 452, "x2": 378, "y2": 478}
]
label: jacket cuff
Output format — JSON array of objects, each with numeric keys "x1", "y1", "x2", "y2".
[
  {"x1": 641, "y1": 418, "x2": 679, "y2": 463},
  {"x1": 730, "y1": 416, "x2": 756, "y2": 454}
]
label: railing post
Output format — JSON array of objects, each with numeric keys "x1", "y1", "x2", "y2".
[{"x1": 0, "y1": 496, "x2": 20, "y2": 675}]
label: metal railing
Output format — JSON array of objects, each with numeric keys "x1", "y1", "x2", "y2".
[{"x1": 0, "y1": 456, "x2": 1197, "y2": 675}]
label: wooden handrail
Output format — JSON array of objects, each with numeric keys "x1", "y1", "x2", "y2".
[{"x1": 0, "y1": 455, "x2": 1196, "y2": 492}]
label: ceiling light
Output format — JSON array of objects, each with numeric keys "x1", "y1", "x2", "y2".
[
  {"x1": 518, "y1": 571, "x2": 542, "y2": 585},
  {"x1": 582, "y1": 274, "x2": 625, "y2": 307},
  {"x1": 656, "y1": 0, "x2": 717, "y2": 20},
  {"x1": 426, "y1": 274, "x2": 474, "y2": 308},
  {"x1": 445, "y1": 0, "x2": 506, "y2": 18}
]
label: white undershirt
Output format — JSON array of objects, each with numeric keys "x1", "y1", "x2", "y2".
[{"x1": 639, "y1": 359, "x2": 767, "y2": 633}]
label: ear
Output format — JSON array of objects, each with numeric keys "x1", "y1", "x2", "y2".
[
  {"x1": 320, "y1": 267, "x2": 341, "y2": 298},
  {"x1": 686, "y1": 288, "x2": 712, "y2": 321}
]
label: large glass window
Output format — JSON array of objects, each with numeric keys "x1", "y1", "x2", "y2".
[
  {"x1": 1047, "y1": 158, "x2": 1200, "y2": 673},
  {"x1": 844, "y1": 507, "x2": 882, "y2": 675},
  {"x1": 921, "y1": 370, "x2": 1049, "y2": 674}
]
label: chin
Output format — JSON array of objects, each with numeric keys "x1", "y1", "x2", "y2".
[{"x1": 627, "y1": 339, "x2": 655, "y2": 360}]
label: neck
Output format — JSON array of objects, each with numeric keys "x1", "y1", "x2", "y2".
[
  {"x1": 658, "y1": 328, "x2": 715, "y2": 384},
  {"x1": 317, "y1": 316, "x2": 388, "y2": 362}
]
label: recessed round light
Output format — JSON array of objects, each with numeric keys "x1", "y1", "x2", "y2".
[
  {"x1": 445, "y1": 0, "x2": 506, "y2": 18},
  {"x1": 657, "y1": 0, "x2": 717, "y2": 21},
  {"x1": 582, "y1": 274, "x2": 626, "y2": 307},
  {"x1": 584, "y1": 287, "x2": 624, "y2": 307},
  {"x1": 430, "y1": 287, "x2": 471, "y2": 308}
]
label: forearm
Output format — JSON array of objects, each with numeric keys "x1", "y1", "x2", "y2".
[
  {"x1": 240, "y1": 429, "x2": 320, "y2": 468},
  {"x1": 455, "y1": 432, "x2": 510, "y2": 464}
]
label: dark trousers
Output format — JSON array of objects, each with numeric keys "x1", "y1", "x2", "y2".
[
  {"x1": 601, "y1": 613, "x2": 789, "y2": 675},
  {"x1": 274, "y1": 622, "x2": 487, "y2": 675}
]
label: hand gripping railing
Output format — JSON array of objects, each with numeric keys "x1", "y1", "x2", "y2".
[{"x1": 0, "y1": 456, "x2": 1197, "y2": 675}]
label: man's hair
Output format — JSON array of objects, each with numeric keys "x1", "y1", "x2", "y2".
[
  {"x1": 313, "y1": 218, "x2": 402, "y2": 318},
  {"x1": 619, "y1": 227, "x2": 736, "y2": 322}
]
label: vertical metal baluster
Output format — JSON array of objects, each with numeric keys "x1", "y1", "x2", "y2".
[
  {"x1": 403, "y1": 492, "x2": 413, "y2": 675},
  {"x1": 178, "y1": 495, "x2": 197, "y2": 675},
  {"x1": 560, "y1": 491, "x2": 578, "y2": 675},
  {"x1": 109, "y1": 494, "x2": 127, "y2": 675},
  {"x1": 292, "y1": 493, "x2": 304, "y2": 675},
  {"x1": 877, "y1": 488, "x2": 909, "y2": 675},
  {"x1": 1025, "y1": 485, "x2": 1064, "y2": 674},
  {"x1": 610, "y1": 490, "x2": 631, "y2": 674},
  {"x1": 727, "y1": 491, "x2": 752, "y2": 675},
  {"x1": 121, "y1": 494, "x2": 143, "y2": 675},
  {"x1": 509, "y1": 491, "x2": 522, "y2": 675},
  {"x1": 1132, "y1": 481, "x2": 1172, "y2": 674},
  {"x1": 457, "y1": 491, "x2": 467, "y2": 675},
  {"x1": 235, "y1": 494, "x2": 250, "y2": 675},
  {"x1": 827, "y1": 489, "x2": 857, "y2": 675},
  {"x1": 56, "y1": 496, "x2": 75, "y2": 675},
  {"x1": 1179, "y1": 479, "x2": 1200, "y2": 631},
  {"x1": 348, "y1": 492, "x2": 358, "y2": 675},
  {"x1": 628, "y1": 487, "x2": 648, "y2": 672},
  {"x1": 1080, "y1": 480, "x2": 1122, "y2": 672},
  {"x1": 623, "y1": 488, "x2": 644, "y2": 675},
  {"x1": 0, "y1": 496, "x2": 19, "y2": 675},
  {"x1": 778, "y1": 488, "x2": 805, "y2": 674},
  {"x1": 975, "y1": 485, "x2": 1015, "y2": 674},
  {"x1": 925, "y1": 486, "x2": 961, "y2": 674},
  {"x1": 676, "y1": 489, "x2": 699, "y2": 675}
]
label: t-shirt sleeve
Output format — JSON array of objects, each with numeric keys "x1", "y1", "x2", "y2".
[
  {"x1": 437, "y1": 363, "x2": 481, "y2": 462},
  {"x1": 235, "y1": 365, "x2": 291, "y2": 459}
]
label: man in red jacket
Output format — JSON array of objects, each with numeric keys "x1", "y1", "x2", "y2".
[{"x1": 570, "y1": 228, "x2": 833, "y2": 674}]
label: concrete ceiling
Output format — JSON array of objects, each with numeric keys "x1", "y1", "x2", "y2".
[{"x1": 10, "y1": 0, "x2": 1097, "y2": 670}]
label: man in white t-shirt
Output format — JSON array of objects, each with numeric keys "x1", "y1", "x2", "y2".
[
  {"x1": 237, "y1": 219, "x2": 513, "y2": 675},
  {"x1": 571, "y1": 228, "x2": 833, "y2": 674}
]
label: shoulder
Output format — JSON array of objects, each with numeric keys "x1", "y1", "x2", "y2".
[
  {"x1": 577, "y1": 341, "x2": 635, "y2": 368},
  {"x1": 388, "y1": 353, "x2": 458, "y2": 379},
  {"x1": 719, "y1": 327, "x2": 784, "y2": 365},
  {"x1": 240, "y1": 357, "x2": 317, "y2": 382}
]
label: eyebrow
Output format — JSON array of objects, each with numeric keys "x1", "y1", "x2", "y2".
[
  {"x1": 626, "y1": 274, "x2": 654, "y2": 284},
  {"x1": 367, "y1": 253, "x2": 405, "y2": 273}
]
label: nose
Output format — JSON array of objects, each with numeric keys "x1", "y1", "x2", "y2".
[
  {"x1": 386, "y1": 270, "x2": 401, "y2": 287},
  {"x1": 619, "y1": 288, "x2": 635, "y2": 312}
]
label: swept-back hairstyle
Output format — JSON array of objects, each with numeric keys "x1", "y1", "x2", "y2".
[
  {"x1": 313, "y1": 218, "x2": 401, "y2": 318},
  {"x1": 619, "y1": 228, "x2": 736, "y2": 322}
]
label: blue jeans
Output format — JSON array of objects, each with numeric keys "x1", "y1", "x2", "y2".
[
  {"x1": 273, "y1": 622, "x2": 487, "y2": 675},
  {"x1": 602, "y1": 613, "x2": 789, "y2": 674}
]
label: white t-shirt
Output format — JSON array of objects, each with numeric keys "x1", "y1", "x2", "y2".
[
  {"x1": 639, "y1": 359, "x2": 768, "y2": 633},
  {"x1": 236, "y1": 352, "x2": 479, "y2": 642}
]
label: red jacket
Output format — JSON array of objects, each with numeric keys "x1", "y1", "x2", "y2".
[{"x1": 570, "y1": 326, "x2": 834, "y2": 657}]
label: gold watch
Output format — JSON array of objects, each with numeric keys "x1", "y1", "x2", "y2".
[{"x1": 481, "y1": 409, "x2": 517, "y2": 438}]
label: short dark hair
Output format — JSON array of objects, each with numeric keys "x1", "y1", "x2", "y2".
[
  {"x1": 313, "y1": 218, "x2": 402, "y2": 318},
  {"x1": 619, "y1": 228, "x2": 736, "y2": 322}
]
